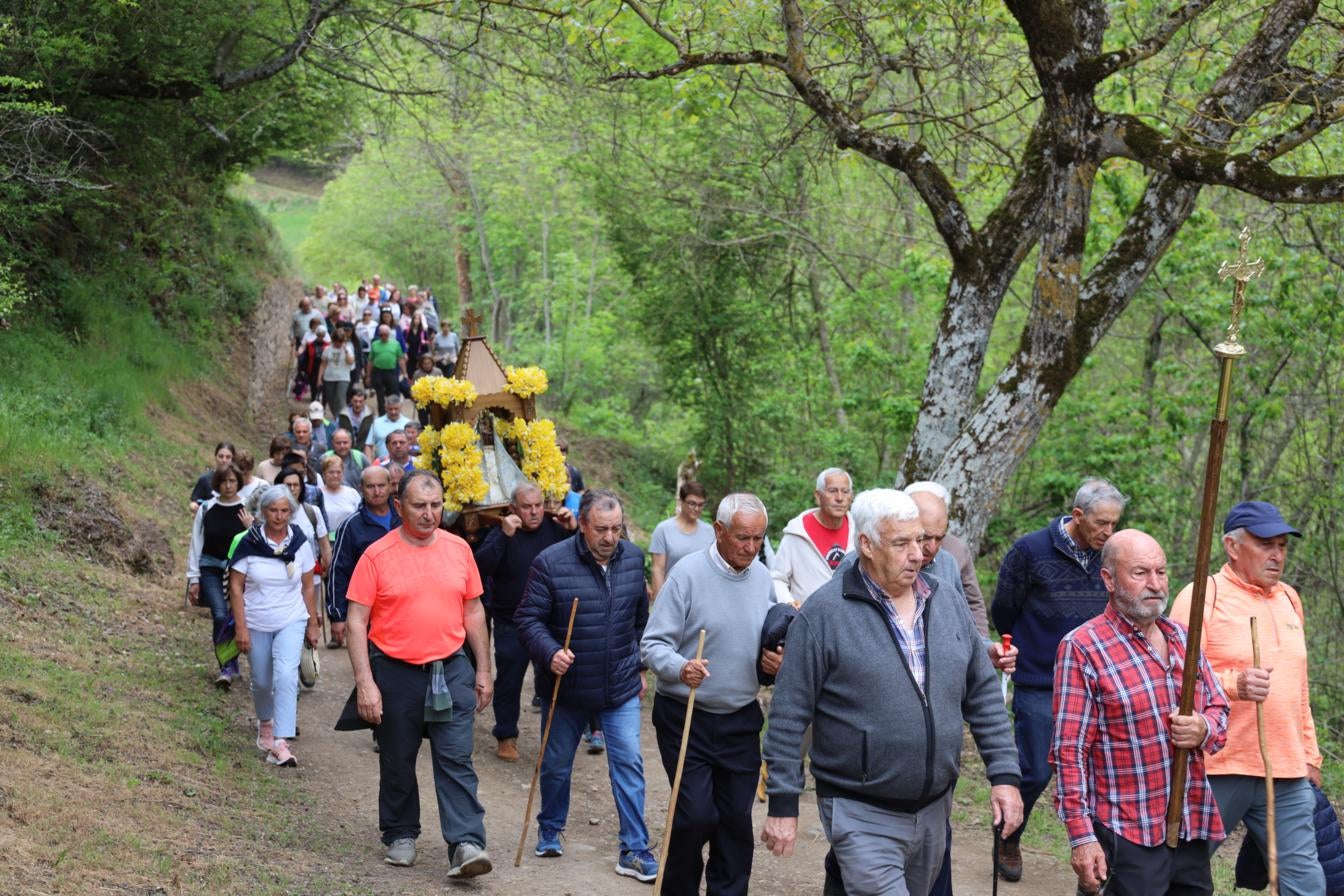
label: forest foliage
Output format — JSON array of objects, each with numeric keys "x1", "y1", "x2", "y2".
[{"x1": 5, "y1": 1, "x2": 1344, "y2": 773}]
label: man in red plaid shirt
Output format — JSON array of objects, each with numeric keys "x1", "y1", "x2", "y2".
[{"x1": 1052, "y1": 530, "x2": 1229, "y2": 896}]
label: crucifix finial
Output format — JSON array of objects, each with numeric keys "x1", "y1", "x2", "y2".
[
  {"x1": 462, "y1": 308, "x2": 483, "y2": 338},
  {"x1": 1214, "y1": 227, "x2": 1264, "y2": 358}
]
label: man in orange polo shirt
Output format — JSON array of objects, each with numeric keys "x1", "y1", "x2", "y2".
[
  {"x1": 1170, "y1": 501, "x2": 1324, "y2": 896},
  {"x1": 346, "y1": 469, "x2": 494, "y2": 880}
]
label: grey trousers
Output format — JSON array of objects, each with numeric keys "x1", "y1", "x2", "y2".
[{"x1": 818, "y1": 791, "x2": 952, "y2": 896}]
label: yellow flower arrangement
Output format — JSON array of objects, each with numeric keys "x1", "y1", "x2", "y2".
[
  {"x1": 437, "y1": 426, "x2": 489, "y2": 510},
  {"x1": 409, "y1": 374, "x2": 438, "y2": 409},
  {"x1": 504, "y1": 365, "x2": 549, "y2": 398},
  {"x1": 492, "y1": 416, "x2": 517, "y2": 442},
  {"x1": 417, "y1": 425, "x2": 442, "y2": 457},
  {"x1": 511, "y1": 417, "x2": 570, "y2": 501},
  {"x1": 433, "y1": 376, "x2": 478, "y2": 407}
]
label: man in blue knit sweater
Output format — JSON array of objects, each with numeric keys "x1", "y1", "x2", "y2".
[{"x1": 990, "y1": 477, "x2": 1128, "y2": 883}]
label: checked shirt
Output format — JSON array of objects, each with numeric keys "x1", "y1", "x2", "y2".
[{"x1": 1052, "y1": 603, "x2": 1229, "y2": 848}]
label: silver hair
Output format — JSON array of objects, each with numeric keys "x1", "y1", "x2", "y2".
[
  {"x1": 257, "y1": 484, "x2": 299, "y2": 516},
  {"x1": 815, "y1": 467, "x2": 853, "y2": 491},
  {"x1": 511, "y1": 481, "x2": 543, "y2": 503},
  {"x1": 1073, "y1": 477, "x2": 1129, "y2": 514},
  {"x1": 716, "y1": 493, "x2": 768, "y2": 527},
  {"x1": 851, "y1": 489, "x2": 920, "y2": 543},
  {"x1": 904, "y1": 481, "x2": 950, "y2": 505},
  {"x1": 1225, "y1": 526, "x2": 1247, "y2": 545}
]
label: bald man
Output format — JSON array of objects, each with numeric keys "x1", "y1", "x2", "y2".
[{"x1": 1052, "y1": 529, "x2": 1228, "y2": 896}]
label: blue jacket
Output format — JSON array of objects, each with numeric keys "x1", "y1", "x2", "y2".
[
  {"x1": 990, "y1": 517, "x2": 1107, "y2": 690},
  {"x1": 514, "y1": 533, "x2": 648, "y2": 712},
  {"x1": 1235, "y1": 782, "x2": 1344, "y2": 894},
  {"x1": 327, "y1": 502, "x2": 400, "y2": 622}
]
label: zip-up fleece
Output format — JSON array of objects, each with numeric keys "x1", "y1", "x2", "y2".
[{"x1": 764, "y1": 561, "x2": 1020, "y2": 818}]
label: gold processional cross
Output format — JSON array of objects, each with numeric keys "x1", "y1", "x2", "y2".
[
  {"x1": 1214, "y1": 226, "x2": 1264, "y2": 359},
  {"x1": 462, "y1": 308, "x2": 484, "y2": 338}
]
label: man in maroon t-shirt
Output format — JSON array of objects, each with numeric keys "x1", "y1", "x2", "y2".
[{"x1": 771, "y1": 467, "x2": 855, "y2": 604}]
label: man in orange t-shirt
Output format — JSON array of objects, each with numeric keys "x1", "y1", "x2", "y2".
[
  {"x1": 1170, "y1": 500, "x2": 1324, "y2": 896},
  {"x1": 346, "y1": 470, "x2": 494, "y2": 880}
]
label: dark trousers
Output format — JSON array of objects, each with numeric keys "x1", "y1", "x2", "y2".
[
  {"x1": 1007, "y1": 685, "x2": 1054, "y2": 844},
  {"x1": 370, "y1": 367, "x2": 400, "y2": 415},
  {"x1": 652, "y1": 694, "x2": 762, "y2": 896},
  {"x1": 1093, "y1": 822, "x2": 1212, "y2": 896},
  {"x1": 371, "y1": 648, "x2": 486, "y2": 848},
  {"x1": 490, "y1": 618, "x2": 530, "y2": 741}
]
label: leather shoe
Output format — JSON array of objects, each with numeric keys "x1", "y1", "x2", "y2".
[
  {"x1": 495, "y1": 737, "x2": 519, "y2": 762},
  {"x1": 997, "y1": 839, "x2": 1023, "y2": 881}
]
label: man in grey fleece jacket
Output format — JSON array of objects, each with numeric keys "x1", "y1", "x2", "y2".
[
  {"x1": 762, "y1": 489, "x2": 1022, "y2": 896},
  {"x1": 641, "y1": 493, "x2": 781, "y2": 896}
]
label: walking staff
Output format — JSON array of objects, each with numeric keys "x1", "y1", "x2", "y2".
[
  {"x1": 1166, "y1": 226, "x2": 1263, "y2": 847},
  {"x1": 515, "y1": 598, "x2": 578, "y2": 867},
  {"x1": 654, "y1": 629, "x2": 706, "y2": 896}
]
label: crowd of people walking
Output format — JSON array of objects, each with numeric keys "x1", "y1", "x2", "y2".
[{"x1": 178, "y1": 281, "x2": 1339, "y2": 894}]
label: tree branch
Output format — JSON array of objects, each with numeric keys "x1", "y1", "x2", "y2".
[
  {"x1": 1083, "y1": 0, "x2": 1217, "y2": 82},
  {"x1": 1105, "y1": 113, "x2": 1344, "y2": 202}
]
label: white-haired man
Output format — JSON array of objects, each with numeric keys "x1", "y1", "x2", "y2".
[
  {"x1": 904, "y1": 481, "x2": 988, "y2": 633},
  {"x1": 763, "y1": 489, "x2": 1022, "y2": 895},
  {"x1": 642, "y1": 494, "x2": 782, "y2": 896},
  {"x1": 990, "y1": 477, "x2": 1127, "y2": 882},
  {"x1": 772, "y1": 468, "x2": 854, "y2": 604}
]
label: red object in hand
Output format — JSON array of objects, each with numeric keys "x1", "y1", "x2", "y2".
[{"x1": 1001, "y1": 633, "x2": 1013, "y2": 651}]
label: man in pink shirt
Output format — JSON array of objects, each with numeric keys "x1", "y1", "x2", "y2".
[{"x1": 1169, "y1": 501, "x2": 1324, "y2": 896}]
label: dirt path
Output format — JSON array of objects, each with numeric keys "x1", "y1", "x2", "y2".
[{"x1": 289, "y1": 644, "x2": 1080, "y2": 894}]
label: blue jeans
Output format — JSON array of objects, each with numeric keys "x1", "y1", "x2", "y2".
[
  {"x1": 491, "y1": 619, "x2": 530, "y2": 741},
  {"x1": 539, "y1": 694, "x2": 649, "y2": 852},
  {"x1": 1211, "y1": 775, "x2": 1325, "y2": 896},
  {"x1": 1007, "y1": 685, "x2": 1054, "y2": 844},
  {"x1": 247, "y1": 619, "x2": 305, "y2": 738},
  {"x1": 198, "y1": 560, "x2": 234, "y2": 670}
]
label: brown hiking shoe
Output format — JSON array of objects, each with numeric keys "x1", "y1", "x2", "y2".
[
  {"x1": 495, "y1": 737, "x2": 519, "y2": 762},
  {"x1": 997, "y1": 839, "x2": 1023, "y2": 881}
]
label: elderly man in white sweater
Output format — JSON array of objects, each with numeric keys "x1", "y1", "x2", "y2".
[
  {"x1": 771, "y1": 468, "x2": 855, "y2": 604},
  {"x1": 642, "y1": 493, "x2": 782, "y2": 896}
]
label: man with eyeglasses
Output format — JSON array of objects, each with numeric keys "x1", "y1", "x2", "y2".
[
  {"x1": 772, "y1": 468, "x2": 854, "y2": 605},
  {"x1": 649, "y1": 481, "x2": 715, "y2": 598}
]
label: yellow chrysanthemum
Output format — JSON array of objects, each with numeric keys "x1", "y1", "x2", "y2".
[
  {"x1": 432, "y1": 376, "x2": 478, "y2": 407},
  {"x1": 417, "y1": 425, "x2": 442, "y2": 456},
  {"x1": 409, "y1": 375, "x2": 440, "y2": 409},
  {"x1": 439, "y1": 422, "x2": 479, "y2": 451},
  {"x1": 513, "y1": 417, "x2": 569, "y2": 501},
  {"x1": 503, "y1": 365, "x2": 549, "y2": 398},
  {"x1": 438, "y1": 442, "x2": 489, "y2": 511}
]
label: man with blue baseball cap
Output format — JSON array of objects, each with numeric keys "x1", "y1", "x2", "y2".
[{"x1": 1170, "y1": 501, "x2": 1324, "y2": 896}]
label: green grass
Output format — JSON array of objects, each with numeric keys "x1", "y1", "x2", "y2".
[{"x1": 232, "y1": 177, "x2": 322, "y2": 279}]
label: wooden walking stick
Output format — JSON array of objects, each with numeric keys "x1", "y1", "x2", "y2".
[
  {"x1": 514, "y1": 597, "x2": 580, "y2": 867},
  {"x1": 1252, "y1": 617, "x2": 1279, "y2": 896},
  {"x1": 653, "y1": 629, "x2": 707, "y2": 896},
  {"x1": 1167, "y1": 226, "x2": 1263, "y2": 847}
]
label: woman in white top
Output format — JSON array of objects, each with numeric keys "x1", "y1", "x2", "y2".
[
  {"x1": 228, "y1": 485, "x2": 320, "y2": 767},
  {"x1": 318, "y1": 454, "x2": 360, "y2": 533},
  {"x1": 317, "y1": 327, "x2": 356, "y2": 416}
]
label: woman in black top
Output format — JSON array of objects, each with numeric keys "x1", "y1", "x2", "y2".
[{"x1": 186, "y1": 464, "x2": 248, "y2": 688}]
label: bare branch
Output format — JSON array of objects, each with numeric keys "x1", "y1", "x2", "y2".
[
  {"x1": 617, "y1": 0, "x2": 685, "y2": 55},
  {"x1": 1084, "y1": 0, "x2": 1218, "y2": 82},
  {"x1": 1105, "y1": 113, "x2": 1344, "y2": 202}
]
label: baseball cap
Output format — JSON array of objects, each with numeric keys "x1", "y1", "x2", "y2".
[
  {"x1": 1223, "y1": 501, "x2": 1301, "y2": 538},
  {"x1": 308, "y1": 400, "x2": 324, "y2": 418}
]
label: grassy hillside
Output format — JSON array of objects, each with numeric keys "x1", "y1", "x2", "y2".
[{"x1": 0, "y1": 192, "x2": 346, "y2": 894}]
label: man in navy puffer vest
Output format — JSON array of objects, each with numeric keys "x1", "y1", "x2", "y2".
[{"x1": 515, "y1": 489, "x2": 658, "y2": 883}]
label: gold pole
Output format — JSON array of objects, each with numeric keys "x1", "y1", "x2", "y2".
[{"x1": 1166, "y1": 227, "x2": 1264, "y2": 847}]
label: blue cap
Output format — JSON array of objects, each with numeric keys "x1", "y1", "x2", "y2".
[{"x1": 1223, "y1": 501, "x2": 1301, "y2": 538}]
